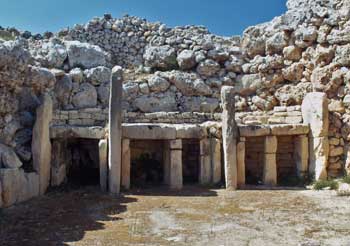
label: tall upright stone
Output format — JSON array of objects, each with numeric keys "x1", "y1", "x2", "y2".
[
  {"x1": 237, "y1": 137, "x2": 246, "y2": 187},
  {"x1": 169, "y1": 139, "x2": 183, "y2": 190},
  {"x1": 108, "y1": 66, "x2": 123, "y2": 195},
  {"x1": 294, "y1": 135, "x2": 309, "y2": 178},
  {"x1": 302, "y1": 92, "x2": 329, "y2": 180},
  {"x1": 211, "y1": 138, "x2": 222, "y2": 184},
  {"x1": 121, "y1": 139, "x2": 131, "y2": 190},
  {"x1": 221, "y1": 86, "x2": 237, "y2": 190},
  {"x1": 32, "y1": 94, "x2": 53, "y2": 195},
  {"x1": 263, "y1": 136, "x2": 277, "y2": 186},
  {"x1": 99, "y1": 139, "x2": 108, "y2": 192},
  {"x1": 200, "y1": 139, "x2": 211, "y2": 185}
]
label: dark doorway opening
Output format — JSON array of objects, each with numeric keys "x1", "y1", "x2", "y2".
[
  {"x1": 130, "y1": 140, "x2": 165, "y2": 188},
  {"x1": 245, "y1": 137, "x2": 264, "y2": 185},
  {"x1": 182, "y1": 139, "x2": 200, "y2": 184},
  {"x1": 277, "y1": 136, "x2": 298, "y2": 185},
  {"x1": 66, "y1": 138, "x2": 100, "y2": 187}
]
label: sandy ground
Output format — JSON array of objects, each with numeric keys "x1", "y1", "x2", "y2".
[{"x1": 1, "y1": 186, "x2": 350, "y2": 246}]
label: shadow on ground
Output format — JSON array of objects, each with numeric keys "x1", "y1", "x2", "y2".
[{"x1": 0, "y1": 187, "x2": 136, "y2": 246}]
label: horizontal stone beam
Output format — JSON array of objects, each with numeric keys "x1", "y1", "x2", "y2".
[
  {"x1": 50, "y1": 126, "x2": 106, "y2": 139},
  {"x1": 239, "y1": 124, "x2": 309, "y2": 137}
]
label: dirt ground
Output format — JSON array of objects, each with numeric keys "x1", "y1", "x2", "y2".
[{"x1": 1, "y1": 186, "x2": 350, "y2": 246}]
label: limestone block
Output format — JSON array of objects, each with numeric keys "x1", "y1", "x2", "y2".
[
  {"x1": 51, "y1": 140, "x2": 67, "y2": 187},
  {"x1": 21, "y1": 172, "x2": 40, "y2": 203},
  {"x1": 200, "y1": 139, "x2": 211, "y2": 185},
  {"x1": 32, "y1": 94, "x2": 53, "y2": 195},
  {"x1": 175, "y1": 124, "x2": 207, "y2": 139},
  {"x1": 239, "y1": 125, "x2": 271, "y2": 137},
  {"x1": 122, "y1": 124, "x2": 177, "y2": 140},
  {"x1": 294, "y1": 135, "x2": 309, "y2": 178},
  {"x1": 263, "y1": 153, "x2": 277, "y2": 186},
  {"x1": 237, "y1": 141, "x2": 245, "y2": 187},
  {"x1": 302, "y1": 92, "x2": 329, "y2": 137},
  {"x1": 170, "y1": 149, "x2": 183, "y2": 190},
  {"x1": 221, "y1": 86, "x2": 237, "y2": 190},
  {"x1": 50, "y1": 126, "x2": 106, "y2": 139},
  {"x1": 309, "y1": 137, "x2": 329, "y2": 180},
  {"x1": 0, "y1": 143, "x2": 22, "y2": 168},
  {"x1": 121, "y1": 139, "x2": 130, "y2": 190},
  {"x1": 264, "y1": 136, "x2": 277, "y2": 153},
  {"x1": 99, "y1": 139, "x2": 108, "y2": 192},
  {"x1": 270, "y1": 124, "x2": 309, "y2": 136},
  {"x1": 0, "y1": 168, "x2": 19, "y2": 207},
  {"x1": 211, "y1": 138, "x2": 222, "y2": 184},
  {"x1": 170, "y1": 139, "x2": 182, "y2": 150},
  {"x1": 109, "y1": 66, "x2": 123, "y2": 195},
  {"x1": 163, "y1": 141, "x2": 171, "y2": 185}
]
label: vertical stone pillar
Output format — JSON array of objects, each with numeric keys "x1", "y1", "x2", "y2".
[
  {"x1": 121, "y1": 139, "x2": 131, "y2": 190},
  {"x1": 163, "y1": 141, "x2": 171, "y2": 185},
  {"x1": 51, "y1": 140, "x2": 67, "y2": 187},
  {"x1": 108, "y1": 66, "x2": 123, "y2": 195},
  {"x1": 263, "y1": 136, "x2": 277, "y2": 186},
  {"x1": 211, "y1": 138, "x2": 222, "y2": 184},
  {"x1": 99, "y1": 139, "x2": 108, "y2": 192},
  {"x1": 32, "y1": 94, "x2": 53, "y2": 195},
  {"x1": 200, "y1": 139, "x2": 211, "y2": 185},
  {"x1": 169, "y1": 139, "x2": 183, "y2": 190},
  {"x1": 302, "y1": 92, "x2": 329, "y2": 180},
  {"x1": 221, "y1": 86, "x2": 237, "y2": 190},
  {"x1": 294, "y1": 135, "x2": 309, "y2": 179},
  {"x1": 237, "y1": 137, "x2": 246, "y2": 187}
]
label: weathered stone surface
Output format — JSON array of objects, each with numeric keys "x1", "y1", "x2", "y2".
[
  {"x1": 169, "y1": 140, "x2": 182, "y2": 190},
  {"x1": 211, "y1": 138, "x2": 221, "y2": 184},
  {"x1": 133, "y1": 94, "x2": 177, "y2": 113},
  {"x1": 264, "y1": 136, "x2": 277, "y2": 154},
  {"x1": 270, "y1": 124, "x2": 309, "y2": 136},
  {"x1": 144, "y1": 45, "x2": 177, "y2": 69},
  {"x1": 175, "y1": 124, "x2": 207, "y2": 139},
  {"x1": 0, "y1": 168, "x2": 20, "y2": 207},
  {"x1": 337, "y1": 183, "x2": 350, "y2": 196},
  {"x1": 235, "y1": 74, "x2": 263, "y2": 96},
  {"x1": 221, "y1": 86, "x2": 237, "y2": 190},
  {"x1": 109, "y1": 66, "x2": 123, "y2": 195},
  {"x1": 50, "y1": 126, "x2": 106, "y2": 139},
  {"x1": 309, "y1": 137, "x2": 329, "y2": 180},
  {"x1": 162, "y1": 71, "x2": 212, "y2": 96},
  {"x1": 294, "y1": 135, "x2": 309, "y2": 178},
  {"x1": 54, "y1": 74, "x2": 73, "y2": 108},
  {"x1": 148, "y1": 75, "x2": 170, "y2": 92},
  {"x1": 99, "y1": 139, "x2": 108, "y2": 192},
  {"x1": 236, "y1": 140, "x2": 245, "y2": 187},
  {"x1": 84, "y1": 66, "x2": 111, "y2": 86},
  {"x1": 197, "y1": 59, "x2": 220, "y2": 77},
  {"x1": 302, "y1": 92, "x2": 329, "y2": 138},
  {"x1": 72, "y1": 83, "x2": 98, "y2": 109},
  {"x1": 239, "y1": 125, "x2": 271, "y2": 137},
  {"x1": 32, "y1": 94, "x2": 53, "y2": 195},
  {"x1": 0, "y1": 143, "x2": 22, "y2": 168},
  {"x1": 65, "y1": 41, "x2": 107, "y2": 69},
  {"x1": 199, "y1": 139, "x2": 211, "y2": 185},
  {"x1": 263, "y1": 153, "x2": 277, "y2": 186},
  {"x1": 123, "y1": 124, "x2": 177, "y2": 140},
  {"x1": 177, "y1": 49, "x2": 196, "y2": 70},
  {"x1": 121, "y1": 139, "x2": 130, "y2": 190}
]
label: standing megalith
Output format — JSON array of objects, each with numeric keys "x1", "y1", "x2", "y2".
[
  {"x1": 221, "y1": 86, "x2": 237, "y2": 190},
  {"x1": 32, "y1": 94, "x2": 53, "y2": 195},
  {"x1": 302, "y1": 92, "x2": 329, "y2": 180},
  {"x1": 108, "y1": 66, "x2": 123, "y2": 195}
]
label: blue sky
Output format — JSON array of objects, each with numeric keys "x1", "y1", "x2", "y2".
[{"x1": 0, "y1": 0, "x2": 287, "y2": 36}]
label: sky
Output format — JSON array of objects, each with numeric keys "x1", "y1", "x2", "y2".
[{"x1": 0, "y1": 0, "x2": 287, "y2": 37}]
